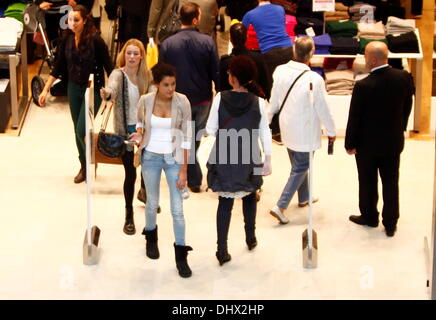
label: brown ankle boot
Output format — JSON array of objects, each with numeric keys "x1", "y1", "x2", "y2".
[{"x1": 74, "y1": 163, "x2": 86, "y2": 184}]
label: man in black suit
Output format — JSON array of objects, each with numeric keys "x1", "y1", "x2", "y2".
[{"x1": 345, "y1": 41, "x2": 414, "y2": 237}]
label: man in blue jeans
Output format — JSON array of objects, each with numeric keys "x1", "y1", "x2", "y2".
[
  {"x1": 159, "y1": 2, "x2": 219, "y2": 193},
  {"x1": 268, "y1": 37, "x2": 336, "y2": 224}
]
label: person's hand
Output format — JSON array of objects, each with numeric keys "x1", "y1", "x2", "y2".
[
  {"x1": 149, "y1": 37, "x2": 155, "y2": 47},
  {"x1": 128, "y1": 132, "x2": 142, "y2": 146},
  {"x1": 262, "y1": 157, "x2": 272, "y2": 176},
  {"x1": 38, "y1": 89, "x2": 48, "y2": 107},
  {"x1": 177, "y1": 169, "x2": 187, "y2": 190},
  {"x1": 39, "y1": 2, "x2": 52, "y2": 10},
  {"x1": 68, "y1": 0, "x2": 77, "y2": 6},
  {"x1": 346, "y1": 149, "x2": 357, "y2": 155},
  {"x1": 100, "y1": 87, "x2": 111, "y2": 100},
  {"x1": 328, "y1": 136, "x2": 336, "y2": 143}
]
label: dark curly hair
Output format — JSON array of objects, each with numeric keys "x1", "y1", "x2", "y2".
[
  {"x1": 228, "y1": 55, "x2": 265, "y2": 98},
  {"x1": 151, "y1": 62, "x2": 177, "y2": 83}
]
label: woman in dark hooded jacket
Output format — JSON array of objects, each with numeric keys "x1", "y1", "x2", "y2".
[{"x1": 205, "y1": 55, "x2": 272, "y2": 266}]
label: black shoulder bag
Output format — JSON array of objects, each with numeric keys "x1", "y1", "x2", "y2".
[
  {"x1": 97, "y1": 72, "x2": 128, "y2": 158},
  {"x1": 270, "y1": 70, "x2": 308, "y2": 137},
  {"x1": 157, "y1": 0, "x2": 181, "y2": 43}
]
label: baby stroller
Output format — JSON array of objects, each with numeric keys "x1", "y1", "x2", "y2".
[{"x1": 23, "y1": 2, "x2": 67, "y2": 107}]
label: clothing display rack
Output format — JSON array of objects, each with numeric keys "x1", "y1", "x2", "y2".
[{"x1": 0, "y1": 31, "x2": 29, "y2": 130}]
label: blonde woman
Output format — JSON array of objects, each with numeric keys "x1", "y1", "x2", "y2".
[{"x1": 100, "y1": 38, "x2": 151, "y2": 235}]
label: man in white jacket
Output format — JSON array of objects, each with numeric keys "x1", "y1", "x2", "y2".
[{"x1": 268, "y1": 37, "x2": 336, "y2": 224}]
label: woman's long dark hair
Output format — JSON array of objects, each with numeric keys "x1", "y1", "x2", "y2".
[
  {"x1": 70, "y1": 5, "x2": 96, "y2": 51},
  {"x1": 228, "y1": 55, "x2": 266, "y2": 99}
]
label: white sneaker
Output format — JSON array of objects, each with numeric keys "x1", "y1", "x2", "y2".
[{"x1": 269, "y1": 206, "x2": 289, "y2": 224}]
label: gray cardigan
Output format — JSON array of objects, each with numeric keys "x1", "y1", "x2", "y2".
[
  {"x1": 106, "y1": 69, "x2": 150, "y2": 151},
  {"x1": 137, "y1": 92, "x2": 192, "y2": 163}
]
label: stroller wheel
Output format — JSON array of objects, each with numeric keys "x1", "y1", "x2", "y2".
[{"x1": 31, "y1": 76, "x2": 45, "y2": 107}]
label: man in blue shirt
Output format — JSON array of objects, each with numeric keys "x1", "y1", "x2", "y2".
[
  {"x1": 242, "y1": 1, "x2": 293, "y2": 85},
  {"x1": 159, "y1": 1, "x2": 219, "y2": 193}
]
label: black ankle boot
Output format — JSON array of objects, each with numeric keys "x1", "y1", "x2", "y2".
[
  {"x1": 142, "y1": 226, "x2": 159, "y2": 259},
  {"x1": 123, "y1": 207, "x2": 135, "y2": 235},
  {"x1": 174, "y1": 243, "x2": 193, "y2": 278},
  {"x1": 74, "y1": 161, "x2": 86, "y2": 184},
  {"x1": 216, "y1": 249, "x2": 231, "y2": 266},
  {"x1": 246, "y1": 237, "x2": 257, "y2": 251}
]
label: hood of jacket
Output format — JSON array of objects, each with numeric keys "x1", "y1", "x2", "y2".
[{"x1": 220, "y1": 91, "x2": 257, "y2": 117}]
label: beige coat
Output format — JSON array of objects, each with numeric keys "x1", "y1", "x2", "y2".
[{"x1": 136, "y1": 92, "x2": 192, "y2": 164}]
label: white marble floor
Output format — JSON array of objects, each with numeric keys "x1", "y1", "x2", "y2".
[{"x1": 0, "y1": 95, "x2": 434, "y2": 300}]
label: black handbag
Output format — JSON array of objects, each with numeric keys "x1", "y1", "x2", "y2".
[
  {"x1": 97, "y1": 73, "x2": 128, "y2": 158},
  {"x1": 270, "y1": 70, "x2": 308, "y2": 137},
  {"x1": 157, "y1": 0, "x2": 181, "y2": 43}
]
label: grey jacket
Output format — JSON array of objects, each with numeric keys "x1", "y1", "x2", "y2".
[
  {"x1": 137, "y1": 92, "x2": 192, "y2": 163},
  {"x1": 106, "y1": 69, "x2": 150, "y2": 151}
]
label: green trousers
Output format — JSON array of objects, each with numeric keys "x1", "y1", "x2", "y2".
[{"x1": 67, "y1": 82, "x2": 102, "y2": 163}]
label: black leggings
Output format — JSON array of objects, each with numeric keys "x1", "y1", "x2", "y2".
[
  {"x1": 216, "y1": 192, "x2": 257, "y2": 251},
  {"x1": 121, "y1": 151, "x2": 145, "y2": 209}
]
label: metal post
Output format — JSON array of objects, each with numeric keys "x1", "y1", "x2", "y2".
[{"x1": 431, "y1": 136, "x2": 436, "y2": 299}]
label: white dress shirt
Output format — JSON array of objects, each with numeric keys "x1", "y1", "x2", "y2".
[{"x1": 268, "y1": 60, "x2": 336, "y2": 152}]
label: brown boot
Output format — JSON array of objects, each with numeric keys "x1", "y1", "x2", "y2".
[{"x1": 74, "y1": 162, "x2": 86, "y2": 184}]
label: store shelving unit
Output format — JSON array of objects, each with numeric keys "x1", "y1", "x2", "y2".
[{"x1": 311, "y1": 29, "x2": 423, "y2": 134}]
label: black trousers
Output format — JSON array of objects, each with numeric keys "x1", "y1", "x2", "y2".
[
  {"x1": 121, "y1": 150, "x2": 146, "y2": 209},
  {"x1": 355, "y1": 152, "x2": 400, "y2": 228},
  {"x1": 216, "y1": 192, "x2": 257, "y2": 251},
  {"x1": 262, "y1": 46, "x2": 293, "y2": 81}
]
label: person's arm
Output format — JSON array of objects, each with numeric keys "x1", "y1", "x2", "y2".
[
  {"x1": 210, "y1": 40, "x2": 220, "y2": 91},
  {"x1": 129, "y1": 96, "x2": 146, "y2": 144},
  {"x1": 205, "y1": 92, "x2": 221, "y2": 136},
  {"x1": 313, "y1": 76, "x2": 336, "y2": 140},
  {"x1": 101, "y1": 69, "x2": 121, "y2": 101},
  {"x1": 241, "y1": 10, "x2": 251, "y2": 28},
  {"x1": 258, "y1": 98, "x2": 272, "y2": 176},
  {"x1": 345, "y1": 81, "x2": 365, "y2": 154},
  {"x1": 218, "y1": 55, "x2": 231, "y2": 92},
  {"x1": 267, "y1": 69, "x2": 282, "y2": 124},
  {"x1": 147, "y1": 0, "x2": 164, "y2": 39},
  {"x1": 178, "y1": 95, "x2": 192, "y2": 190},
  {"x1": 402, "y1": 72, "x2": 415, "y2": 131},
  {"x1": 94, "y1": 34, "x2": 114, "y2": 76},
  {"x1": 39, "y1": 35, "x2": 68, "y2": 106}
]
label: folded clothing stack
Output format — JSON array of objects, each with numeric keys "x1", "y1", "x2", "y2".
[
  {"x1": 327, "y1": 20, "x2": 358, "y2": 38},
  {"x1": 353, "y1": 56, "x2": 370, "y2": 81},
  {"x1": 4, "y1": 2, "x2": 26, "y2": 23},
  {"x1": 295, "y1": 17, "x2": 324, "y2": 36},
  {"x1": 329, "y1": 37, "x2": 359, "y2": 55},
  {"x1": 359, "y1": 37, "x2": 388, "y2": 54},
  {"x1": 285, "y1": 14, "x2": 297, "y2": 37},
  {"x1": 323, "y1": 58, "x2": 355, "y2": 71},
  {"x1": 375, "y1": 1, "x2": 406, "y2": 24},
  {"x1": 358, "y1": 21, "x2": 385, "y2": 40},
  {"x1": 301, "y1": 34, "x2": 332, "y2": 54},
  {"x1": 245, "y1": 25, "x2": 260, "y2": 51},
  {"x1": 386, "y1": 16, "x2": 415, "y2": 35},
  {"x1": 325, "y1": 2, "x2": 350, "y2": 22},
  {"x1": 296, "y1": 0, "x2": 324, "y2": 20},
  {"x1": 386, "y1": 31, "x2": 419, "y2": 53},
  {"x1": 325, "y1": 70, "x2": 355, "y2": 95},
  {"x1": 0, "y1": 17, "x2": 23, "y2": 51},
  {"x1": 349, "y1": 3, "x2": 377, "y2": 22}
]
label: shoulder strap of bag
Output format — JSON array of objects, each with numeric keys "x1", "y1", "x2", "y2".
[
  {"x1": 100, "y1": 101, "x2": 114, "y2": 132},
  {"x1": 277, "y1": 70, "x2": 309, "y2": 116},
  {"x1": 121, "y1": 71, "x2": 128, "y2": 136}
]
